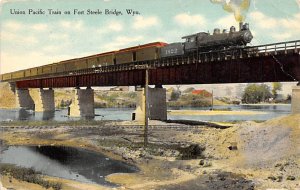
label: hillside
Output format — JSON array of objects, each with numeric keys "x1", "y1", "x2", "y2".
[
  {"x1": 0, "y1": 83, "x2": 17, "y2": 108},
  {"x1": 0, "y1": 83, "x2": 227, "y2": 109}
]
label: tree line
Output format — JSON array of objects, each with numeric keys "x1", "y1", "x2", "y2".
[{"x1": 242, "y1": 82, "x2": 289, "y2": 104}]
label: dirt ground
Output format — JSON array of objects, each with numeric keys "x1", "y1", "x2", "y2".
[{"x1": 0, "y1": 114, "x2": 300, "y2": 190}]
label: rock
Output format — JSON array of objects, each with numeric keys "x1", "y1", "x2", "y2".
[
  {"x1": 279, "y1": 165, "x2": 285, "y2": 171},
  {"x1": 199, "y1": 159, "x2": 205, "y2": 166},
  {"x1": 185, "y1": 165, "x2": 191, "y2": 170},
  {"x1": 228, "y1": 142, "x2": 238, "y2": 150},
  {"x1": 268, "y1": 176, "x2": 277, "y2": 181},
  {"x1": 218, "y1": 174, "x2": 226, "y2": 181},
  {"x1": 204, "y1": 161, "x2": 212, "y2": 167},
  {"x1": 287, "y1": 176, "x2": 296, "y2": 181},
  {"x1": 277, "y1": 176, "x2": 283, "y2": 182},
  {"x1": 199, "y1": 159, "x2": 212, "y2": 167}
]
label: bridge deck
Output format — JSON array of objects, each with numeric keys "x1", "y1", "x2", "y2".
[{"x1": 4, "y1": 40, "x2": 300, "y2": 88}]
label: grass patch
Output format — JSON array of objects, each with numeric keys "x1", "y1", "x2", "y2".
[{"x1": 0, "y1": 163, "x2": 62, "y2": 190}]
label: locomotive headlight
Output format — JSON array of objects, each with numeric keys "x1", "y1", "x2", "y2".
[{"x1": 243, "y1": 31, "x2": 253, "y2": 43}]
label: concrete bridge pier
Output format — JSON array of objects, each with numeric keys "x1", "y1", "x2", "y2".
[
  {"x1": 69, "y1": 88, "x2": 95, "y2": 117},
  {"x1": 134, "y1": 87, "x2": 167, "y2": 122},
  {"x1": 16, "y1": 89, "x2": 35, "y2": 110},
  {"x1": 291, "y1": 84, "x2": 300, "y2": 114},
  {"x1": 33, "y1": 88, "x2": 55, "y2": 112}
]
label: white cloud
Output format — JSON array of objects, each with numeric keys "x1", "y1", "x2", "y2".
[
  {"x1": 31, "y1": 23, "x2": 48, "y2": 31},
  {"x1": 3, "y1": 21, "x2": 48, "y2": 32},
  {"x1": 49, "y1": 33, "x2": 69, "y2": 41},
  {"x1": 132, "y1": 16, "x2": 159, "y2": 29},
  {"x1": 216, "y1": 15, "x2": 239, "y2": 29},
  {"x1": 59, "y1": 20, "x2": 83, "y2": 30},
  {"x1": 174, "y1": 13, "x2": 206, "y2": 27},
  {"x1": 1, "y1": 52, "x2": 55, "y2": 73},
  {"x1": 249, "y1": 11, "x2": 277, "y2": 29},
  {"x1": 108, "y1": 21, "x2": 123, "y2": 31},
  {"x1": 297, "y1": 0, "x2": 300, "y2": 8},
  {"x1": 249, "y1": 11, "x2": 300, "y2": 42},
  {"x1": 1, "y1": 31, "x2": 16, "y2": 41},
  {"x1": 3, "y1": 20, "x2": 23, "y2": 31},
  {"x1": 271, "y1": 32, "x2": 292, "y2": 41},
  {"x1": 1, "y1": 31, "x2": 38, "y2": 44}
]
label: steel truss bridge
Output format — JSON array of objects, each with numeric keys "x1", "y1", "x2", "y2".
[{"x1": 14, "y1": 40, "x2": 300, "y2": 89}]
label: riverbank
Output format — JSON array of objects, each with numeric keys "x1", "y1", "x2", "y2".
[
  {"x1": 0, "y1": 115, "x2": 300, "y2": 189},
  {"x1": 168, "y1": 109, "x2": 267, "y2": 115}
]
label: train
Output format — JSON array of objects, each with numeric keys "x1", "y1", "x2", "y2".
[{"x1": 0, "y1": 22, "x2": 253, "y2": 82}]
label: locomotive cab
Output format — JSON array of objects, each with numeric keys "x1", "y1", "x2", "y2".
[{"x1": 182, "y1": 32, "x2": 209, "y2": 51}]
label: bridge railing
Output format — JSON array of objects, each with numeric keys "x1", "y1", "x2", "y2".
[{"x1": 251, "y1": 40, "x2": 299, "y2": 53}]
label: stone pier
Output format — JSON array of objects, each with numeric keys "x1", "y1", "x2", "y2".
[
  {"x1": 16, "y1": 89, "x2": 35, "y2": 110},
  {"x1": 69, "y1": 88, "x2": 95, "y2": 117},
  {"x1": 32, "y1": 89, "x2": 55, "y2": 112},
  {"x1": 134, "y1": 87, "x2": 167, "y2": 122},
  {"x1": 291, "y1": 85, "x2": 300, "y2": 114}
]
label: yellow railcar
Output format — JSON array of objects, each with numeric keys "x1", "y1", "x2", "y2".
[
  {"x1": 30, "y1": 68, "x2": 38, "y2": 76},
  {"x1": 60, "y1": 59, "x2": 77, "y2": 72},
  {"x1": 11, "y1": 70, "x2": 25, "y2": 79},
  {"x1": 52, "y1": 63, "x2": 65, "y2": 73},
  {"x1": 86, "y1": 52, "x2": 115, "y2": 68},
  {"x1": 116, "y1": 42, "x2": 167, "y2": 64},
  {"x1": 42, "y1": 65, "x2": 53, "y2": 74},
  {"x1": 0, "y1": 73, "x2": 12, "y2": 81},
  {"x1": 136, "y1": 46, "x2": 161, "y2": 61},
  {"x1": 115, "y1": 51, "x2": 134, "y2": 64},
  {"x1": 75, "y1": 58, "x2": 88, "y2": 70},
  {"x1": 25, "y1": 69, "x2": 31, "y2": 77}
]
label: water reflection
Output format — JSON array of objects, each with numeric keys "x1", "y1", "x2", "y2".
[
  {"x1": 0, "y1": 146, "x2": 138, "y2": 186},
  {"x1": 42, "y1": 111, "x2": 55, "y2": 120},
  {"x1": 0, "y1": 104, "x2": 292, "y2": 122},
  {"x1": 17, "y1": 108, "x2": 34, "y2": 120}
]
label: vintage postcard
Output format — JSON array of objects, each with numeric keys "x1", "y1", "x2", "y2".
[{"x1": 0, "y1": 0, "x2": 299, "y2": 190}]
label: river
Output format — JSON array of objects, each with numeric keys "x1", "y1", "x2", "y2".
[
  {"x1": 0, "y1": 104, "x2": 291, "y2": 122},
  {"x1": 0, "y1": 145, "x2": 138, "y2": 186}
]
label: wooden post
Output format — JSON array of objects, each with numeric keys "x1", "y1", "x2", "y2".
[
  {"x1": 144, "y1": 67, "x2": 149, "y2": 146},
  {"x1": 211, "y1": 90, "x2": 214, "y2": 111}
]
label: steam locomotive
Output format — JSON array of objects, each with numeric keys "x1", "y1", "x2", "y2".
[
  {"x1": 161, "y1": 22, "x2": 253, "y2": 57},
  {"x1": 0, "y1": 22, "x2": 253, "y2": 81}
]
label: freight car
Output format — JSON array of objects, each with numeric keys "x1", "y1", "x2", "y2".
[{"x1": 0, "y1": 42, "x2": 167, "y2": 81}]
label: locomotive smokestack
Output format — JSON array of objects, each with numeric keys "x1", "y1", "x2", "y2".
[{"x1": 239, "y1": 22, "x2": 243, "y2": 31}]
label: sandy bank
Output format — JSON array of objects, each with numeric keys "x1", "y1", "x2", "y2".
[
  {"x1": 168, "y1": 109, "x2": 267, "y2": 115},
  {"x1": 1, "y1": 115, "x2": 300, "y2": 189}
]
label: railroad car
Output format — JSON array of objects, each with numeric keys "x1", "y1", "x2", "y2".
[
  {"x1": 116, "y1": 42, "x2": 167, "y2": 64},
  {"x1": 41, "y1": 65, "x2": 53, "y2": 74},
  {"x1": 86, "y1": 51, "x2": 116, "y2": 68},
  {"x1": 136, "y1": 42, "x2": 166, "y2": 61},
  {"x1": 52, "y1": 63, "x2": 65, "y2": 73},
  {"x1": 59, "y1": 59, "x2": 77, "y2": 72},
  {"x1": 11, "y1": 70, "x2": 25, "y2": 79},
  {"x1": 74, "y1": 58, "x2": 88, "y2": 70},
  {"x1": 1, "y1": 73, "x2": 12, "y2": 81},
  {"x1": 96, "y1": 52, "x2": 115, "y2": 66}
]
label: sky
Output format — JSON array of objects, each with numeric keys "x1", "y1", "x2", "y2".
[{"x1": 0, "y1": 0, "x2": 299, "y2": 97}]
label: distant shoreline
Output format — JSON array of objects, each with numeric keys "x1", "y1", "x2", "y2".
[
  {"x1": 240, "y1": 103, "x2": 290, "y2": 106},
  {"x1": 168, "y1": 110, "x2": 267, "y2": 116}
]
